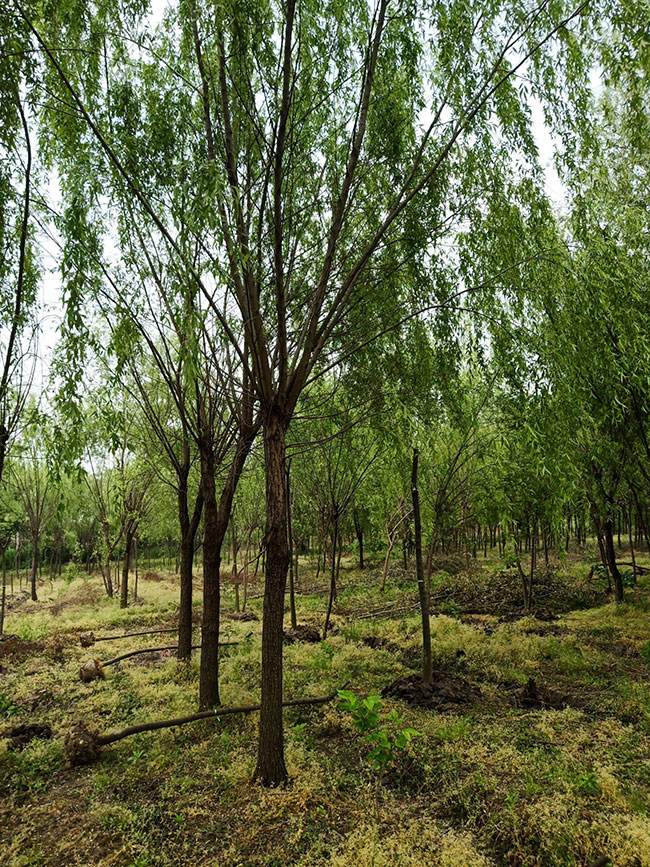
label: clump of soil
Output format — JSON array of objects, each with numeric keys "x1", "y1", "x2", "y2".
[
  {"x1": 513, "y1": 677, "x2": 567, "y2": 710},
  {"x1": 382, "y1": 672, "x2": 480, "y2": 712},
  {"x1": 144, "y1": 571, "x2": 163, "y2": 582},
  {"x1": 362, "y1": 636, "x2": 400, "y2": 653},
  {"x1": 283, "y1": 624, "x2": 321, "y2": 644},
  {"x1": 228, "y1": 611, "x2": 259, "y2": 622},
  {"x1": 79, "y1": 659, "x2": 105, "y2": 683},
  {"x1": 2, "y1": 723, "x2": 52, "y2": 751},
  {"x1": 362, "y1": 635, "x2": 388, "y2": 649},
  {"x1": 64, "y1": 723, "x2": 100, "y2": 766}
]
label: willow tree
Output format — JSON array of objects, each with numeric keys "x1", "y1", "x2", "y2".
[
  {"x1": 0, "y1": 8, "x2": 40, "y2": 493},
  {"x1": 19, "y1": 0, "x2": 616, "y2": 784}
]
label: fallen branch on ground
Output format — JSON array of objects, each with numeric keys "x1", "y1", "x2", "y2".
[
  {"x1": 65, "y1": 683, "x2": 347, "y2": 765},
  {"x1": 79, "y1": 635, "x2": 252, "y2": 682},
  {"x1": 80, "y1": 626, "x2": 192, "y2": 647}
]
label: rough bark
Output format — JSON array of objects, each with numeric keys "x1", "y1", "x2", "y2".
[
  {"x1": 411, "y1": 449, "x2": 432, "y2": 684},
  {"x1": 253, "y1": 409, "x2": 290, "y2": 786},
  {"x1": 604, "y1": 512, "x2": 624, "y2": 602}
]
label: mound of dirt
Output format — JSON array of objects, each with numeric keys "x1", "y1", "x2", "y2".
[
  {"x1": 50, "y1": 583, "x2": 104, "y2": 616},
  {"x1": 362, "y1": 636, "x2": 400, "y2": 653},
  {"x1": 382, "y1": 672, "x2": 480, "y2": 712},
  {"x1": 143, "y1": 571, "x2": 163, "y2": 582},
  {"x1": 0, "y1": 634, "x2": 42, "y2": 659},
  {"x1": 430, "y1": 553, "x2": 482, "y2": 577},
  {"x1": 2, "y1": 723, "x2": 52, "y2": 751},
  {"x1": 283, "y1": 625, "x2": 321, "y2": 644},
  {"x1": 228, "y1": 611, "x2": 259, "y2": 622},
  {"x1": 362, "y1": 635, "x2": 388, "y2": 649},
  {"x1": 513, "y1": 677, "x2": 567, "y2": 710}
]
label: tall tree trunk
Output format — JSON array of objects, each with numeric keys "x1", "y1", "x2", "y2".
[
  {"x1": 199, "y1": 439, "x2": 223, "y2": 708},
  {"x1": 30, "y1": 535, "x2": 38, "y2": 601},
  {"x1": 286, "y1": 462, "x2": 297, "y2": 630},
  {"x1": 199, "y1": 427, "x2": 255, "y2": 708},
  {"x1": 628, "y1": 502, "x2": 637, "y2": 584},
  {"x1": 353, "y1": 510, "x2": 364, "y2": 569},
  {"x1": 254, "y1": 410, "x2": 290, "y2": 786},
  {"x1": 323, "y1": 516, "x2": 338, "y2": 640},
  {"x1": 604, "y1": 511, "x2": 624, "y2": 602},
  {"x1": 178, "y1": 537, "x2": 195, "y2": 659},
  {"x1": 102, "y1": 521, "x2": 114, "y2": 598},
  {"x1": 120, "y1": 527, "x2": 134, "y2": 609},
  {"x1": 412, "y1": 449, "x2": 432, "y2": 684},
  {"x1": 0, "y1": 547, "x2": 6, "y2": 636}
]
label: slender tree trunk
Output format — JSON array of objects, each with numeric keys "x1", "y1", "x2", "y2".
[
  {"x1": 120, "y1": 527, "x2": 134, "y2": 609},
  {"x1": 286, "y1": 462, "x2": 297, "y2": 630},
  {"x1": 178, "y1": 538, "x2": 195, "y2": 659},
  {"x1": 353, "y1": 510, "x2": 364, "y2": 569},
  {"x1": 30, "y1": 535, "x2": 38, "y2": 601},
  {"x1": 254, "y1": 410, "x2": 290, "y2": 786},
  {"x1": 412, "y1": 449, "x2": 432, "y2": 684},
  {"x1": 323, "y1": 516, "x2": 338, "y2": 639},
  {"x1": 0, "y1": 547, "x2": 6, "y2": 636},
  {"x1": 199, "y1": 444, "x2": 223, "y2": 708},
  {"x1": 199, "y1": 427, "x2": 254, "y2": 708},
  {"x1": 604, "y1": 511, "x2": 624, "y2": 602},
  {"x1": 134, "y1": 537, "x2": 139, "y2": 601},
  {"x1": 628, "y1": 503, "x2": 637, "y2": 583}
]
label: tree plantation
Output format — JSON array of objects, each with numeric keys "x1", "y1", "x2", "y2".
[{"x1": 1, "y1": 0, "x2": 650, "y2": 864}]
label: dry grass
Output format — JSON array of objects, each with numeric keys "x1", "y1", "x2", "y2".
[{"x1": 1, "y1": 551, "x2": 649, "y2": 866}]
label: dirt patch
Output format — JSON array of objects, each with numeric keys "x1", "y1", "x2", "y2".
[
  {"x1": 2, "y1": 723, "x2": 52, "y2": 750},
  {"x1": 430, "y1": 553, "x2": 483, "y2": 577},
  {"x1": 362, "y1": 636, "x2": 400, "y2": 653},
  {"x1": 283, "y1": 624, "x2": 321, "y2": 644},
  {"x1": 143, "y1": 571, "x2": 164, "y2": 582},
  {"x1": 513, "y1": 678, "x2": 567, "y2": 710},
  {"x1": 382, "y1": 672, "x2": 480, "y2": 712},
  {"x1": 0, "y1": 634, "x2": 43, "y2": 659},
  {"x1": 50, "y1": 582, "x2": 104, "y2": 616}
]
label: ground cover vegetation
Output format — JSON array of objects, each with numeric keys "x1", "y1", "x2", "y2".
[{"x1": 1, "y1": 0, "x2": 650, "y2": 863}]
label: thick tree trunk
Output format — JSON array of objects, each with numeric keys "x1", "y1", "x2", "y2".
[
  {"x1": 254, "y1": 410, "x2": 290, "y2": 786},
  {"x1": 412, "y1": 449, "x2": 432, "y2": 684}
]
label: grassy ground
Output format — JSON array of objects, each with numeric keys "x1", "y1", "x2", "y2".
[{"x1": 1, "y1": 547, "x2": 649, "y2": 866}]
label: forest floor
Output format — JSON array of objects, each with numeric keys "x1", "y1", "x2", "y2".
[{"x1": 1, "y1": 546, "x2": 649, "y2": 866}]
